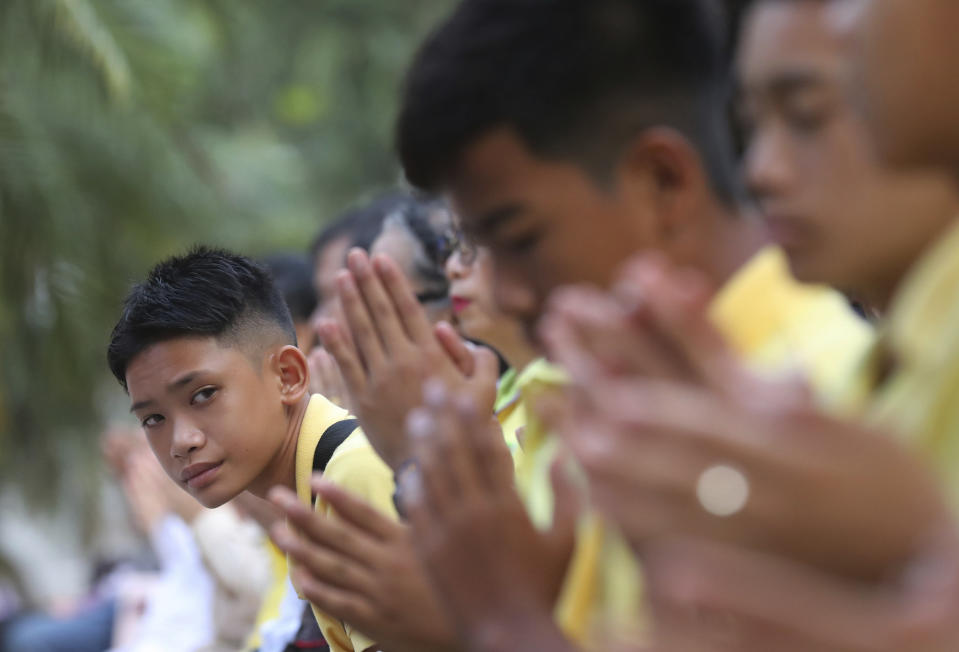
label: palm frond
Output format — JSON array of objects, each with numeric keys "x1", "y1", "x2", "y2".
[{"x1": 49, "y1": 0, "x2": 132, "y2": 102}]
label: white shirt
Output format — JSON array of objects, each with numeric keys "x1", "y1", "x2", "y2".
[{"x1": 111, "y1": 515, "x2": 215, "y2": 652}]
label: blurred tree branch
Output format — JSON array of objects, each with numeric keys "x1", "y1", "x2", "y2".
[{"x1": 0, "y1": 0, "x2": 453, "y2": 517}]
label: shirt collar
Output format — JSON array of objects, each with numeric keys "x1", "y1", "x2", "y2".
[{"x1": 883, "y1": 218, "x2": 959, "y2": 371}]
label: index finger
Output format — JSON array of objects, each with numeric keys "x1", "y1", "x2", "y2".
[
  {"x1": 347, "y1": 248, "x2": 411, "y2": 355},
  {"x1": 336, "y1": 270, "x2": 387, "y2": 372},
  {"x1": 434, "y1": 321, "x2": 475, "y2": 376},
  {"x1": 373, "y1": 254, "x2": 437, "y2": 344},
  {"x1": 267, "y1": 486, "x2": 374, "y2": 563},
  {"x1": 311, "y1": 475, "x2": 403, "y2": 542},
  {"x1": 644, "y1": 538, "x2": 900, "y2": 651}
]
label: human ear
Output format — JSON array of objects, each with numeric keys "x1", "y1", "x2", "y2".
[
  {"x1": 271, "y1": 345, "x2": 310, "y2": 406},
  {"x1": 618, "y1": 127, "x2": 702, "y2": 244}
]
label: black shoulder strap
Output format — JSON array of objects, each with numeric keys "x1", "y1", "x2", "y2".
[{"x1": 312, "y1": 418, "x2": 359, "y2": 474}]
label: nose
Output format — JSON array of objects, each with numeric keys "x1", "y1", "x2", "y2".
[
  {"x1": 744, "y1": 126, "x2": 797, "y2": 202},
  {"x1": 445, "y1": 249, "x2": 470, "y2": 282},
  {"x1": 171, "y1": 419, "x2": 205, "y2": 460}
]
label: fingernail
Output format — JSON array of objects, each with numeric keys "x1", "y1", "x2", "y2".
[
  {"x1": 615, "y1": 280, "x2": 644, "y2": 314},
  {"x1": 269, "y1": 487, "x2": 299, "y2": 511},
  {"x1": 406, "y1": 408, "x2": 434, "y2": 439},
  {"x1": 423, "y1": 378, "x2": 447, "y2": 407},
  {"x1": 309, "y1": 474, "x2": 331, "y2": 493},
  {"x1": 336, "y1": 273, "x2": 354, "y2": 294},
  {"x1": 271, "y1": 524, "x2": 294, "y2": 548},
  {"x1": 636, "y1": 258, "x2": 664, "y2": 287},
  {"x1": 372, "y1": 255, "x2": 391, "y2": 274},
  {"x1": 398, "y1": 466, "x2": 422, "y2": 507},
  {"x1": 352, "y1": 254, "x2": 369, "y2": 275},
  {"x1": 537, "y1": 316, "x2": 558, "y2": 344}
]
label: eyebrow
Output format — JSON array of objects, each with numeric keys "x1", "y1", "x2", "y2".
[
  {"x1": 130, "y1": 399, "x2": 153, "y2": 413},
  {"x1": 763, "y1": 69, "x2": 830, "y2": 98},
  {"x1": 470, "y1": 203, "x2": 525, "y2": 238},
  {"x1": 741, "y1": 67, "x2": 830, "y2": 102},
  {"x1": 129, "y1": 371, "x2": 204, "y2": 413}
]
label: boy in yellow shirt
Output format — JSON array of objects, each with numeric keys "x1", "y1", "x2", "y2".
[
  {"x1": 737, "y1": 0, "x2": 959, "y2": 505},
  {"x1": 390, "y1": 0, "x2": 893, "y2": 646},
  {"x1": 107, "y1": 247, "x2": 394, "y2": 652},
  {"x1": 430, "y1": 0, "x2": 959, "y2": 648}
]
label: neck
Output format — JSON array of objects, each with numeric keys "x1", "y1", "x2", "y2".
[
  {"x1": 496, "y1": 328, "x2": 539, "y2": 373},
  {"x1": 247, "y1": 393, "x2": 311, "y2": 499}
]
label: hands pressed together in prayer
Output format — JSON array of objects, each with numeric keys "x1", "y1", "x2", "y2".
[
  {"x1": 317, "y1": 249, "x2": 498, "y2": 470},
  {"x1": 540, "y1": 256, "x2": 959, "y2": 652},
  {"x1": 262, "y1": 242, "x2": 959, "y2": 652},
  {"x1": 95, "y1": 2, "x2": 959, "y2": 651}
]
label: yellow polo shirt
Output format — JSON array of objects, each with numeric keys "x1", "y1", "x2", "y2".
[
  {"x1": 496, "y1": 358, "x2": 557, "y2": 467},
  {"x1": 291, "y1": 394, "x2": 397, "y2": 652},
  {"x1": 518, "y1": 246, "x2": 875, "y2": 647},
  {"x1": 848, "y1": 219, "x2": 959, "y2": 514}
]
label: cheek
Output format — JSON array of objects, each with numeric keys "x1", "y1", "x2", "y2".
[
  {"x1": 490, "y1": 259, "x2": 542, "y2": 319},
  {"x1": 145, "y1": 434, "x2": 178, "y2": 479},
  {"x1": 799, "y1": 131, "x2": 872, "y2": 207},
  {"x1": 212, "y1": 385, "x2": 279, "y2": 455},
  {"x1": 557, "y1": 228, "x2": 629, "y2": 290}
]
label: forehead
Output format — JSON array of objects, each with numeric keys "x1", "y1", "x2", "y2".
[
  {"x1": 314, "y1": 235, "x2": 350, "y2": 292},
  {"x1": 125, "y1": 336, "x2": 251, "y2": 396},
  {"x1": 447, "y1": 127, "x2": 591, "y2": 228},
  {"x1": 371, "y1": 221, "x2": 421, "y2": 273},
  {"x1": 449, "y1": 128, "x2": 542, "y2": 202},
  {"x1": 738, "y1": 2, "x2": 846, "y2": 85}
]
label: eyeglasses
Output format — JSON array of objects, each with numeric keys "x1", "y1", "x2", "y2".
[
  {"x1": 415, "y1": 288, "x2": 451, "y2": 305},
  {"x1": 447, "y1": 230, "x2": 479, "y2": 266}
]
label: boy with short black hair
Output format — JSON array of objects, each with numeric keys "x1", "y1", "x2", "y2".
[
  {"x1": 393, "y1": 0, "x2": 872, "y2": 645},
  {"x1": 108, "y1": 246, "x2": 393, "y2": 652}
]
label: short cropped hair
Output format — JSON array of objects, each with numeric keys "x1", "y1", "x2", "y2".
[
  {"x1": 310, "y1": 191, "x2": 409, "y2": 262},
  {"x1": 107, "y1": 246, "x2": 296, "y2": 389},
  {"x1": 397, "y1": 0, "x2": 738, "y2": 202},
  {"x1": 261, "y1": 253, "x2": 318, "y2": 323}
]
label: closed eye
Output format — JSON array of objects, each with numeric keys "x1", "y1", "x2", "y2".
[{"x1": 503, "y1": 230, "x2": 543, "y2": 255}]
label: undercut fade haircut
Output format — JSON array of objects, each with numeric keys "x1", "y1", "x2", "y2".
[
  {"x1": 107, "y1": 246, "x2": 296, "y2": 390},
  {"x1": 397, "y1": 0, "x2": 740, "y2": 202}
]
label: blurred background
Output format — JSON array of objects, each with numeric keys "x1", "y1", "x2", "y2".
[{"x1": 0, "y1": 0, "x2": 452, "y2": 607}]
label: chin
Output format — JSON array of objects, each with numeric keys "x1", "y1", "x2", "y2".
[{"x1": 193, "y1": 485, "x2": 237, "y2": 509}]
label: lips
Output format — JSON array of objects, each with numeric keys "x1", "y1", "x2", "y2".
[
  {"x1": 451, "y1": 296, "x2": 473, "y2": 315},
  {"x1": 180, "y1": 461, "x2": 223, "y2": 489}
]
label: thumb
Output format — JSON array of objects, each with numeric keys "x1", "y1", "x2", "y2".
[
  {"x1": 471, "y1": 343, "x2": 501, "y2": 385},
  {"x1": 434, "y1": 321, "x2": 475, "y2": 376},
  {"x1": 470, "y1": 344, "x2": 501, "y2": 414}
]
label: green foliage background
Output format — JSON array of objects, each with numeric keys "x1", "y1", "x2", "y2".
[{"x1": 0, "y1": 0, "x2": 453, "y2": 506}]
